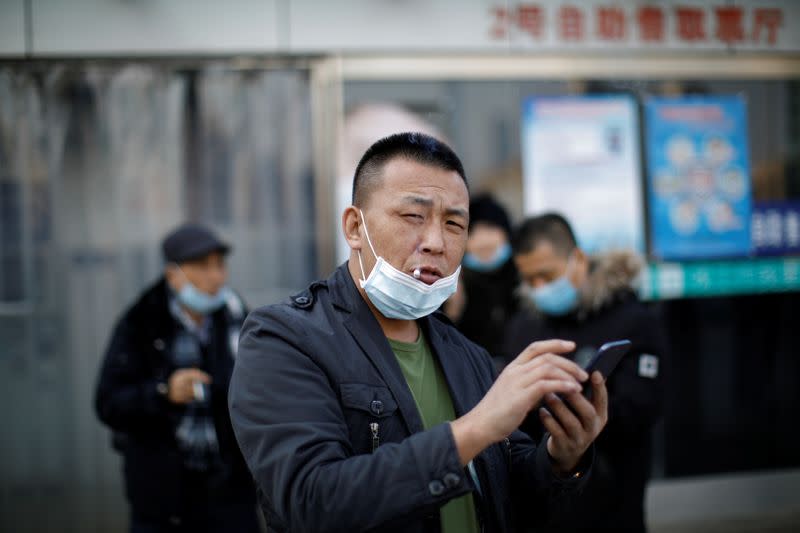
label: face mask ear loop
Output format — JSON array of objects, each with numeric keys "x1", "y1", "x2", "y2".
[
  {"x1": 357, "y1": 250, "x2": 367, "y2": 283},
  {"x1": 358, "y1": 209, "x2": 379, "y2": 283},
  {"x1": 359, "y1": 209, "x2": 379, "y2": 259}
]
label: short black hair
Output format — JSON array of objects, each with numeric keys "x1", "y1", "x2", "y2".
[
  {"x1": 351, "y1": 132, "x2": 467, "y2": 206},
  {"x1": 512, "y1": 213, "x2": 578, "y2": 258},
  {"x1": 469, "y1": 194, "x2": 512, "y2": 238}
]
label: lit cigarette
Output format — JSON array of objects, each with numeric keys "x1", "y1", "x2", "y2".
[{"x1": 192, "y1": 381, "x2": 205, "y2": 402}]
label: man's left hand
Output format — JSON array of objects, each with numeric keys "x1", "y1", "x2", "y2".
[{"x1": 540, "y1": 370, "x2": 608, "y2": 474}]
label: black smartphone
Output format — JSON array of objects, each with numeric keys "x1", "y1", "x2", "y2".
[
  {"x1": 537, "y1": 339, "x2": 632, "y2": 418},
  {"x1": 580, "y1": 339, "x2": 632, "y2": 400}
]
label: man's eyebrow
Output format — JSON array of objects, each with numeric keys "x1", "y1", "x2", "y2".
[
  {"x1": 400, "y1": 195, "x2": 434, "y2": 207},
  {"x1": 445, "y1": 207, "x2": 468, "y2": 219},
  {"x1": 400, "y1": 195, "x2": 468, "y2": 219}
]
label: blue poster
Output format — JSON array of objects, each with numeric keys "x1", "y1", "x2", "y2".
[{"x1": 645, "y1": 96, "x2": 752, "y2": 260}]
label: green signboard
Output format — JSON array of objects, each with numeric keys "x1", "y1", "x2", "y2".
[{"x1": 640, "y1": 257, "x2": 800, "y2": 300}]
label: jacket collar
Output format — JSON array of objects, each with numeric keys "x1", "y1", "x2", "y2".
[
  {"x1": 327, "y1": 263, "x2": 471, "y2": 429},
  {"x1": 128, "y1": 278, "x2": 175, "y2": 338},
  {"x1": 328, "y1": 263, "x2": 423, "y2": 433}
]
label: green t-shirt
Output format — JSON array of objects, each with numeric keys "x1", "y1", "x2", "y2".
[{"x1": 388, "y1": 331, "x2": 480, "y2": 533}]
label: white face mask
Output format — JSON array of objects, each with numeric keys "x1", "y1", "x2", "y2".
[{"x1": 357, "y1": 209, "x2": 460, "y2": 320}]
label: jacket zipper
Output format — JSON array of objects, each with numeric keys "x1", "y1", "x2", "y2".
[{"x1": 370, "y1": 422, "x2": 380, "y2": 452}]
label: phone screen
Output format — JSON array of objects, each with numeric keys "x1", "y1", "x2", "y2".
[{"x1": 581, "y1": 339, "x2": 631, "y2": 400}]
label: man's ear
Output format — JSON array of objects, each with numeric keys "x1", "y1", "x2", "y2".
[
  {"x1": 164, "y1": 263, "x2": 183, "y2": 292},
  {"x1": 342, "y1": 206, "x2": 363, "y2": 251},
  {"x1": 572, "y1": 247, "x2": 590, "y2": 284}
]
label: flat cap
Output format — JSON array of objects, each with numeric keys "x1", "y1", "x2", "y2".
[{"x1": 162, "y1": 223, "x2": 231, "y2": 264}]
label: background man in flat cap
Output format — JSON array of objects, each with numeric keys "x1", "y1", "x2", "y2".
[{"x1": 95, "y1": 223, "x2": 260, "y2": 533}]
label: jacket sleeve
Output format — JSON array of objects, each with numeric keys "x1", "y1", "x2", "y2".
[
  {"x1": 603, "y1": 303, "x2": 667, "y2": 444},
  {"x1": 94, "y1": 316, "x2": 173, "y2": 433},
  {"x1": 228, "y1": 308, "x2": 473, "y2": 532},
  {"x1": 507, "y1": 428, "x2": 593, "y2": 525}
]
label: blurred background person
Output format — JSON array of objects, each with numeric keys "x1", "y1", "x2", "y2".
[
  {"x1": 94, "y1": 223, "x2": 260, "y2": 533},
  {"x1": 443, "y1": 194, "x2": 519, "y2": 362},
  {"x1": 505, "y1": 213, "x2": 667, "y2": 533}
]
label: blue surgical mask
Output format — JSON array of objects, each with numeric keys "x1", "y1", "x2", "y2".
[
  {"x1": 178, "y1": 283, "x2": 230, "y2": 315},
  {"x1": 529, "y1": 255, "x2": 579, "y2": 316},
  {"x1": 173, "y1": 266, "x2": 230, "y2": 314},
  {"x1": 357, "y1": 210, "x2": 460, "y2": 320},
  {"x1": 530, "y1": 276, "x2": 578, "y2": 316},
  {"x1": 463, "y1": 242, "x2": 512, "y2": 272}
]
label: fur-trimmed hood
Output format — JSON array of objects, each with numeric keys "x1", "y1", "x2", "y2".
[
  {"x1": 578, "y1": 250, "x2": 643, "y2": 314},
  {"x1": 519, "y1": 250, "x2": 644, "y2": 319}
]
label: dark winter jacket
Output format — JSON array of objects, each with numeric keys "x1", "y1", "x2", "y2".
[
  {"x1": 455, "y1": 258, "x2": 520, "y2": 361},
  {"x1": 94, "y1": 278, "x2": 255, "y2": 522},
  {"x1": 506, "y1": 251, "x2": 667, "y2": 532},
  {"x1": 229, "y1": 263, "x2": 592, "y2": 533}
]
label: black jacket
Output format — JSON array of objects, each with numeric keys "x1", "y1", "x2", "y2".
[
  {"x1": 505, "y1": 252, "x2": 666, "y2": 532},
  {"x1": 455, "y1": 259, "x2": 520, "y2": 361},
  {"x1": 229, "y1": 263, "x2": 592, "y2": 533},
  {"x1": 94, "y1": 278, "x2": 256, "y2": 521}
]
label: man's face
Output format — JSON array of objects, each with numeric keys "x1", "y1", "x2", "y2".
[
  {"x1": 357, "y1": 157, "x2": 469, "y2": 285},
  {"x1": 466, "y1": 222, "x2": 508, "y2": 261},
  {"x1": 166, "y1": 251, "x2": 228, "y2": 296},
  {"x1": 514, "y1": 240, "x2": 586, "y2": 290}
]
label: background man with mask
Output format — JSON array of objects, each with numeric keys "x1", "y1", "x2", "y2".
[
  {"x1": 229, "y1": 132, "x2": 609, "y2": 533},
  {"x1": 95, "y1": 223, "x2": 259, "y2": 533},
  {"x1": 505, "y1": 213, "x2": 667, "y2": 532},
  {"x1": 443, "y1": 194, "x2": 519, "y2": 362}
]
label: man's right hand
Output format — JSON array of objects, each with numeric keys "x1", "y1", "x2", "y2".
[
  {"x1": 450, "y1": 339, "x2": 585, "y2": 465},
  {"x1": 167, "y1": 368, "x2": 212, "y2": 404}
]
